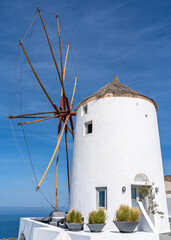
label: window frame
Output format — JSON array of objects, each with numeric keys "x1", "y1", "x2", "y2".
[
  {"x1": 84, "y1": 121, "x2": 93, "y2": 135},
  {"x1": 96, "y1": 187, "x2": 107, "y2": 210}
]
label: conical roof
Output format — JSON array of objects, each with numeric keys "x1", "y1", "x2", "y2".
[{"x1": 76, "y1": 76, "x2": 157, "y2": 110}]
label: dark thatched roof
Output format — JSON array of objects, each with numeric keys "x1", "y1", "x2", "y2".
[{"x1": 76, "y1": 76, "x2": 157, "y2": 110}]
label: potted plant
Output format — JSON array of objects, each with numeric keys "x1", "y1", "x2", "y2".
[
  {"x1": 87, "y1": 208, "x2": 106, "y2": 232},
  {"x1": 113, "y1": 205, "x2": 140, "y2": 233},
  {"x1": 66, "y1": 209, "x2": 84, "y2": 231}
]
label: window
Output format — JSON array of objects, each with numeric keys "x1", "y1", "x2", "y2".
[
  {"x1": 131, "y1": 186, "x2": 145, "y2": 207},
  {"x1": 84, "y1": 121, "x2": 93, "y2": 135},
  {"x1": 82, "y1": 104, "x2": 88, "y2": 115},
  {"x1": 96, "y1": 187, "x2": 107, "y2": 210}
]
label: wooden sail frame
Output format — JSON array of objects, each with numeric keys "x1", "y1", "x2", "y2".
[{"x1": 9, "y1": 8, "x2": 77, "y2": 211}]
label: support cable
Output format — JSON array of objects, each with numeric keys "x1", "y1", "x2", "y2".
[
  {"x1": 9, "y1": 45, "x2": 19, "y2": 114},
  {"x1": 10, "y1": 120, "x2": 55, "y2": 209},
  {"x1": 20, "y1": 47, "x2": 38, "y2": 186},
  {"x1": 61, "y1": 200, "x2": 69, "y2": 211},
  {"x1": 58, "y1": 19, "x2": 81, "y2": 102},
  {"x1": 18, "y1": 47, "x2": 55, "y2": 209},
  {"x1": 40, "y1": 8, "x2": 56, "y2": 16},
  {"x1": 9, "y1": 120, "x2": 36, "y2": 187},
  {"x1": 10, "y1": 14, "x2": 36, "y2": 114},
  {"x1": 21, "y1": 12, "x2": 38, "y2": 43},
  {"x1": 20, "y1": 48, "x2": 22, "y2": 119},
  {"x1": 37, "y1": 7, "x2": 80, "y2": 103},
  {"x1": 21, "y1": 125, "x2": 38, "y2": 185},
  {"x1": 39, "y1": 189, "x2": 55, "y2": 209}
]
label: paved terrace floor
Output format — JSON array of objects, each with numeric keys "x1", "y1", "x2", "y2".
[{"x1": 18, "y1": 218, "x2": 171, "y2": 240}]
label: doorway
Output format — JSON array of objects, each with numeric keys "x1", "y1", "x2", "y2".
[{"x1": 131, "y1": 186, "x2": 145, "y2": 207}]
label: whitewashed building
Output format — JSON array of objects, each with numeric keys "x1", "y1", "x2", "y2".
[
  {"x1": 18, "y1": 76, "x2": 170, "y2": 240},
  {"x1": 70, "y1": 76, "x2": 170, "y2": 233},
  {"x1": 164, "y1": 175, "x2": 171, "y2": 222}
]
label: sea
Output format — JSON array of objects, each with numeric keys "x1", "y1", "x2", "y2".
[{"x1": 0, "y1": 206, "x2": 55, "y2": 239}]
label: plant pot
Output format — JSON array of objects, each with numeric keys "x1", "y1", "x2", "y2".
[
  {"x1": 113, "y1": 221, "x2": 139, "y2": 233},
  {"x1": 66, "y1": 222, "x2": 84, "y2": 231},
  {"x1": 87, "y1": 223, "x2": 106, "y2": 232}
]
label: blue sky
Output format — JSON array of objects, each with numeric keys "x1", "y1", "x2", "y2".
[{"x1": 0, "y1": 0, "x2": 171, "y2": 209}]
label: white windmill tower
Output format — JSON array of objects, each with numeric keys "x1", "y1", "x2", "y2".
[{"x1": 69, "y1": 76, "x2": 170, "y2": 233}]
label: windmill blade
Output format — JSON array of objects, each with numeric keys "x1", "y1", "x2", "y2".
[
  {"x1": 69, "y1": 115, "x2": 74, "y2": 133},
  {"x1": 66, "y1": 76, "x2": 77, "y2": 136},
  {"x1": 37, "y1": 8, "x2": 67, "y2": 100},
  {"x1": 59, "y1": 43, "x2": 70, "y2": 99},
  {"x1": 56, "y1": 134, "x2": 60, "y2": 211},
  {"x1": 63, "y1": 43, "x2": 70, "y2": 86},
  {"x1": 56, "y1": 15, "x2": 63, "y2": 83},
  {"x1": 19, "y1": 41, "x2": 59, "y2": 113},
  {"x1": 8, "y1": 111, "x2": 56, "y2": 119},
  {"x1": 58, "y1": 43, "x2": 70, "y2": 114},
  {"x1": 55, "y1": 118, "x2": 62, "y2": 211},
  {"x1": 12, "y1": 116, "x2": 54, "y2": 119},
  {"x1": 18, "y1": 115, "x2": 59, "y2": 125},
  {"x1": 10, "y1": 9, "x2": 78, "y2": 212},
  {"x1": 36, "y1": 114, "x2": 71, "y2": 191},
  {"x1": 65, "y1": 128, "x2": 70, "y2": 194},
  {"x1": 56, "y1": 152, "x2": 59, "y2": 211},
  {"x1": 71, "y1": 76, "x2": 77, "y2": 106},
  {"x1": 67, "y1": 126, "x2": 74, "y2": 139},
  {"x1": 60, "y1": 43, "x2": 70, "y2": 111}
]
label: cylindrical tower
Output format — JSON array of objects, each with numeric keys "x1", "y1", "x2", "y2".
[{"x1": 70, "y1": 76, "x2": 169, "y2": 232}]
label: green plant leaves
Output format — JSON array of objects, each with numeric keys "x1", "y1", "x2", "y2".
[
  {"x1": 66, "y1": 209, "x2": 83, "y2": 223},
  {"x1": 115, "y1": 205, "x2": 140, "y2": 222},
  {"x1": 88, "y1": 208, "x2": 106, "y2": 224}
]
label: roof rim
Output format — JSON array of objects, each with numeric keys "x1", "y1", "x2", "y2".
[
  {"x1": 76, "y1": 76, "x2": 158, "y2": 110},
  {"x1": 76, "y1": 93, "x2": 158, "y2": 110}
]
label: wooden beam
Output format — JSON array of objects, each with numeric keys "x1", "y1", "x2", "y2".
[
  {"x1": 56, "y1": 134, "x2": 60, "y2": 211},
  {"x1": 65, "y1": 128, "x2": 70, "y2": 194},
  {"x1": 59, "y1": 43, "x2": 70, "y2": 111},
  {"x1": 19, "y1": 41, "x2": 59, "y2": 113},
  {"x1": 55, "y1": 118, "x2": 62, "y2": 211},
  {"x1": 8, "y1": 111, "x2": 56, "y2": 119},
  {"x1": 65, "y1": 96, "x2": 71, "y2": 116},
  {"x1": 56, "y1": 15, "x2": 63, "y2": 84},
  {"x1": 37, "y1": 7, "x2": 67, "y2": 99},
  {"x1": 67, "y1": 126, "x2": 74, "y2": 138},
  {"x1": 18, "y1": 115, "x2": 59, "y2": 125},
  {"x1": 36, "y1": 114, "x2": 70, "y2": 191},
  {"x1": 71, "y1": 76, "x2": 77, "y2": 106},
  {"x1": 68, "y1": 76, "x2": 77, "y2": 132},
  {"x1": 63, "y1": 43, "x2": 70, "y2": 84},
  {"x1": 15, "y1": 116, "x2": 54, "y2": 119}
]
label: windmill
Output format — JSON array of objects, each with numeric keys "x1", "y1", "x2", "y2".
[{"x1": 8, "y1": 7, "x2": 77, "y2": 211}]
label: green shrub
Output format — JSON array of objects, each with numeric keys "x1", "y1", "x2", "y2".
[
  {"x1": 88, "y1": 208, "x2": 106, "y2": 224},
  {"x1": 115, "y1": 205, "x2": 140, "y2": 222},
  {"x1": 129, "y1": 207, "x2": 140, "y2": 221},
  {"x1": 116, "y1": 205, "x2": 130, "y2": 221},
  {"x1": 66, "y1": 209, "x2": 83, "y2": 223},
  {"x1": 88, "y1": 210, "x2": 96, "y2": 224},
  {"x1": 75, "y1": 211, "x2": 82, "y2": 223}
]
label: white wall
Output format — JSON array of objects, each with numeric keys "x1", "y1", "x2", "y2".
[
  {"x1": 70, "y1": 96, "x2": 169, "y2": 233},
  {"x1": 18, "y1": 218, "x2": 160, "y2": 240},
  {"x1": 166, "y1": 194, "x2": 171, "y2": 217}
]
